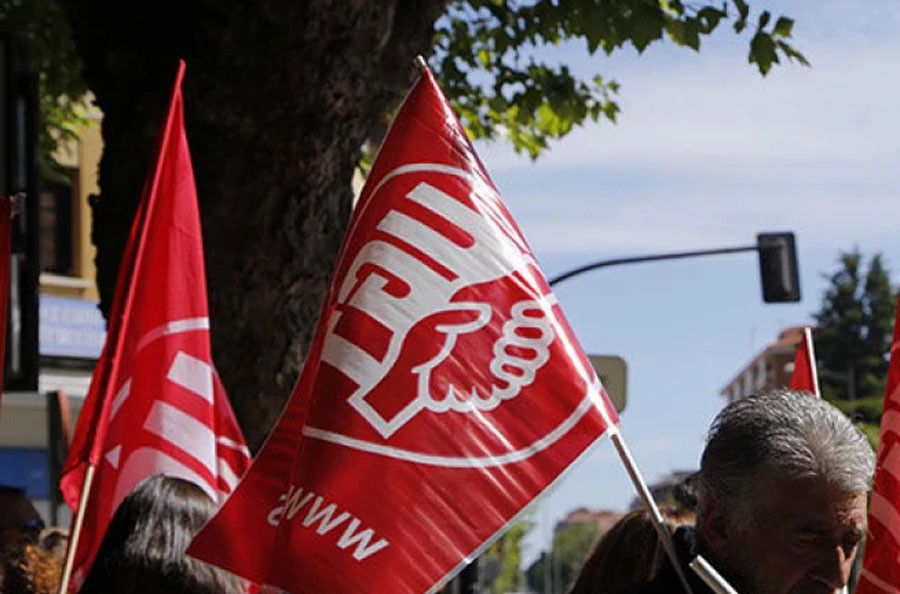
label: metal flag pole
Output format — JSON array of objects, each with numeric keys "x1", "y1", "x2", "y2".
[
  {"x1": 689, "y1": 556, "x2": 738, "y2": 594},
  {"x1": 609, "y1": 431, "x2": 740, "y2": 594},
  {"x1": 805, "y1": 327, "x2": 821, "y2": 397},
  {"x1": 57, "y1": 463, "x2": 96, "y2": 594},
  {"x1": 608, "y1": 431, "x2": 696, "y2": 594}
]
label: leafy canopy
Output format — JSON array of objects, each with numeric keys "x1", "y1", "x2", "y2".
[
  {"x1": 0, "y1": 0, "x2": 92, "y2": 181},
  {"x1": 8, "y1": 0, "x2": 806, "y2": 173},
  {"x1": 433, "y1": 0, "x2": 807, "y2": 158}
]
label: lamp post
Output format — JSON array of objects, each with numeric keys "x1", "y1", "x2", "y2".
[{"x1": 548, "y1": 232, "x2": 801, "y2": 304}]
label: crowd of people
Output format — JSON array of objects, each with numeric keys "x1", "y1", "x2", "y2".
[
  {"x1": 0, "y1": 478, "x2": 241, "y2": 594},
  {"x1": 1, "y1": 389, "x2": 878, "y2": 593}
]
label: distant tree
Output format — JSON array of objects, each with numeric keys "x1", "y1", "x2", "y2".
[
  {"x1": 552, "y1": 522, "x2": 601, "y2": 592},
  {"x1": 525, "y1": 521, "x2": 600, "y2": 593},
  {"x1": 814, "y1": 250, "x2": 896, "y2": 444},
  {"x1": 480, "y1": 520, "x2": 531, "y2": 594}
]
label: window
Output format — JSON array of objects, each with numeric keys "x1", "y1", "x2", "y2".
[{"x1": 38, "y1": 173, "x2": 75, "y2": 276}]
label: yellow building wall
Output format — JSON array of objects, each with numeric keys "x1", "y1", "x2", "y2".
[{"x1": 42, "y1": 114, "x2": 102, "y2": 301}]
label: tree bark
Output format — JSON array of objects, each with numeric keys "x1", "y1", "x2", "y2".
[{"x1": 62, "y1": 0, "x2": 449, "y2": 448}]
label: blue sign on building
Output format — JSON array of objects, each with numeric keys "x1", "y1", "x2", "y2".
[
  {"x1": 39, "y1": 296, "x2": 107, "y2": 360},
  {"x1": 0, "y1": 448, "x2": 49, "y2": 498}
]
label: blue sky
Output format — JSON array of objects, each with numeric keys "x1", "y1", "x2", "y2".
[{"x1": 472, "y1": 0, "x2": 900, "y2": 563}]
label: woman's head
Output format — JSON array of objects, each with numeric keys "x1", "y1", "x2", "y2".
[
  {"x1": 568, "y1": 507, "x2": 693, "y2": 594},
  {"x1": 80, "y1": 475, "x2": 242, "y2": 594}
]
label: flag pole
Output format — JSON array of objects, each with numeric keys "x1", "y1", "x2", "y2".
[
  {"x1": 57, "y1": 463, "x2": 96, "y2": 594},
  {"x1": 804, "y1": 327, "x2": 821, "y2": 397},
  {"x1": 610, "y1": 431, "x2": 738, "y2": 594},
  {"x1": 689, "y1": 556, "x2": 738, "y2": 594}
]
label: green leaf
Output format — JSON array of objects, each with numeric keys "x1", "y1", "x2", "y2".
[
  {"x1": 776, "y1": 40, "x2": 811, "y2": 67},
  {"x1": 749, "y1": 31, "x2": 778, "y2": 75},
  {"x1": 757, "y1": 10, "x2": 770, "y2": 30},
  {"x1": 629, "y1": 5, "x2": 666, "y2": 52},
  {"x1": 732, "y1": 0, "x2": 750, "y2": 32},
  {"x1": 697, "y1": 7, "x2": 726, "y2": 32},
  {"x1": 774, "y1": 16, "x2": 794, "y2": 37},
  {"x1": 666, "y1": 19, "x2": 701, "y2": 50}
]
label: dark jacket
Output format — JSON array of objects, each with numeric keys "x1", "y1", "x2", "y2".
[{"x1": 610, "y1": 527, "x2": 717, "y2": 594}]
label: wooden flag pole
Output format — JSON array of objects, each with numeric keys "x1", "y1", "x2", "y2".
[
  {"x1": 804, "y1": 327, "x2": 821, "y2": 397},
  {"x1": 57, "y1": 463, "x2": 97, "y2": 594}
]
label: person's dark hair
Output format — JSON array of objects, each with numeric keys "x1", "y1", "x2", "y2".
[
  {"x1": 79, "y1": 475, "x2": 242, "y2": 594},
  {"x1": 1, "y1": 529, "x2": 67, "y2": 594},
  {"x1": 568, "y1": 507, "x2": 694, "y2": 594}
]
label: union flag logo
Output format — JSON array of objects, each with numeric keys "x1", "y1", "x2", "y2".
[{"x1": 303, "y1": 163, "x2": 608, "y2": 465}]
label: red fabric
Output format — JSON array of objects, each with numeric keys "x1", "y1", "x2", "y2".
[
  {"x1": 0, "y1": 197, "x2": 10, "y2": 414},
  {"x1": 788, "y1": 328, "x2": 817, "y2": 395},
  {"x1": 59, "y1": 61, "x2": 250, "y2": 590},
  {"x1": 187, "y1": 66, "x2": 617, "y2": 594},
  {"x1": 856, "y1": 292, "x2": 900, "y2": 593}
]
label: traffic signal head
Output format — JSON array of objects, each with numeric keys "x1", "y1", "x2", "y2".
[{"x1": 757, "y1": 232, "x2": 801, "y2": 303}]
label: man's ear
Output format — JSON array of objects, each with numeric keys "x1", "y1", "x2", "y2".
[{"x1": 698, "y1": 498, "x2": 732, "y2": 558}]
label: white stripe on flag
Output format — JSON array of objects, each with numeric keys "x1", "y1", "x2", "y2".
[
  {"x1": 216, "y1": 435, "x2": 251, "y2": 458},
  {"x1": 109, "y1": 378, "x2": 132, "y2": 421},
  {"x1": 143, "y1": 401, "x2": 216, "y2": 478},
  {"x1": 217, "y1": 457, "x2": 240, "y2": 493},
  {"x1": 135, "y1": 317, "x2": 210, "y2": 355},
  {"x1": 167, "y1": 351, "x2": 214, "y2": 404}
]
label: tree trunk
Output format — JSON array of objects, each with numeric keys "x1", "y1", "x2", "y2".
[{"x1": 62, "y1": 0, "x2": 448, "y2": 448}]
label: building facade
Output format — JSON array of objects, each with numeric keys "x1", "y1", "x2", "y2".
[
  {"x1": 0, "y1": 112, "x2": 105, "y2": 525},
  {"x1": 719, "y1": 326, "x2": 806, "y2": 402}
]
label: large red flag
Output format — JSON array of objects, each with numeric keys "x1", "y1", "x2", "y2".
[
  {"x1": 187, "y1": 65, "x2": 618, "y2": 594},
  {"x1": 857, "y1": 292, "x2": 900, "y2": 593},
  {"x1": 60, "y1": 61, "x2": 251, "y2": 589},
  {"x1": 789, "y1": 326, "x2": 820, "y2": 396}
]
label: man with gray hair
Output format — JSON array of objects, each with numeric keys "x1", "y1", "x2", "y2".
[{"x1": 617, "y1": 389, "x2": 875, "y2": 594}]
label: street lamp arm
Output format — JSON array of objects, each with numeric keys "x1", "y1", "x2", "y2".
[{"x1": 547, "y1": 244, "x2": 760, "y2": 287}]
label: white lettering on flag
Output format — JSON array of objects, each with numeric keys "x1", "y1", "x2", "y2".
[
  {"x1": 337, "y1": 518, "x2": 390, "y2": 562},
  {"x1": 284, "y1": 487, "x2": 315, "y2": 521},
  {"x1": 302, "y1": 496, "x2": 351, "y2": 535},
  {"x1": 266, "y1": 486, "x2": 390, "y2": 562}
]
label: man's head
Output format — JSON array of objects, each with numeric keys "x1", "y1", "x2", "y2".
[
  {"x1": 696, "y1": 390, "x2": 875, "y2": 594},
  {"x1": 0, "y1": 486, "x2": 42, "y2": 555}
]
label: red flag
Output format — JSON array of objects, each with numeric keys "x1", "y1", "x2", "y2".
[
  {"x1": 789, "y1": 326, "x2": 820, "y2": 396},
  {"x1": 59, "y1": 61, "x2": 251, "y2": 589},
  {"x1": 187, "y1": 66, "x2": 618, "y2": 594},
  {"x1": 857, "y1": 292, "x2": 900, "y2": 593},
  {"x1": 0, "y1": 197, "x2": 11, "y2": 413}
]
